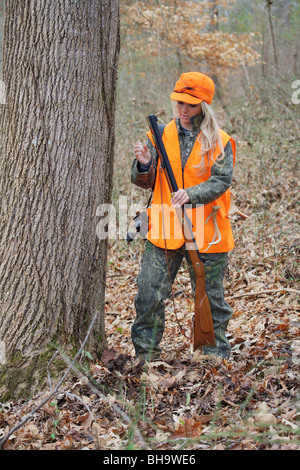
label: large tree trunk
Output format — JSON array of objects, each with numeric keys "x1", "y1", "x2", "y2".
[{"x1": 0, "y1": 0, "x2": 120, "y2": 399}]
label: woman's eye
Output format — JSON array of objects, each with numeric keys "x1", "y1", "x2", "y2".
[{"x1": 177, "y1": 101, "x2": 197, "y2": 108}]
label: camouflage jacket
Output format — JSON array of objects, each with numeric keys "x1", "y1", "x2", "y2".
[{"x1": 131, "y1": 117, "x2": 234, "y2": 207}]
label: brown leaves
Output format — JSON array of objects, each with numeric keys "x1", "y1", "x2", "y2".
[
  {"x1": 121, "y1": 0, "x2": 261, "y2": 79},
  {"x1": 1, "y1": 271, "x2": 299, "y2": 450},
  {"x1": 97, "y1": 238, "x2": 299, "y2": 450},
  {"x1": 1, "y1": 39, "x2": 299, "y2": 452}
]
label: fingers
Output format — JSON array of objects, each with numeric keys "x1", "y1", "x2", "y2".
[
  {"x1": 134, "y1": 141, "x2": 151, "y2": 165},
  {"x1": 133, "y1": 141, "x2": 143, "y2": 158},
  {"x1": 171, "y1": 189, "x2": 190, "y2": 208},
  {"x1": 133, "y1": 142, "x2": 189, "y2": 208}
]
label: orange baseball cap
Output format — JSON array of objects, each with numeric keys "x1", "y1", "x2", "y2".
[{"x1": 170, "y1": 72, "x2": 215, "y2": 105}]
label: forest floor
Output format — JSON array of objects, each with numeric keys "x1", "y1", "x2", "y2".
[
  {"x1": 0, "y1": 228, "x2": 299, "y2": 450},
  {"x1": 0, "y1": 69, "x2": 299, "y2": 451}
]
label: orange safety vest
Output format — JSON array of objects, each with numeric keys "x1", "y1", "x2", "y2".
[{"x1": 146, "y1": 119, "x2": 236, "y2": 253}]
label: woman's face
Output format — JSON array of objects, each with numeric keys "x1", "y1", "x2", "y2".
[{"x1": 177, "y1": 101, "x2": 202, "y2": 130}]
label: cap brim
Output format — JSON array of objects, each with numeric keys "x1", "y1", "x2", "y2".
[{"x1": 170, "y1": 91, "x2": 202, "y2": 105}]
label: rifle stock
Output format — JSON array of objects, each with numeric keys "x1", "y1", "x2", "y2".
[{"x1": 147, "y1": 114, "x2": 216, "y2": 349}]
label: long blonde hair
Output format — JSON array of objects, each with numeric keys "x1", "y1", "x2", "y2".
[
  {"x1": 172, "y1": 100, "x2": 225, "y2": 175},
  {"x1": 195, "y1": 101, "x2": 225, "y2": 175}
]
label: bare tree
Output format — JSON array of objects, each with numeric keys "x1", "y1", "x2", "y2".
[
  {"x1": 0, "y1": 0, "x2": 120, "y2": 399},
  {"x1": 266, "y1": 0, "x2": 279, "y2": 70}
]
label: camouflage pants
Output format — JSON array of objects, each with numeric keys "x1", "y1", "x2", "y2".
[{"x1": 131, "y1": 241, "x2": 233, "y2": 361}]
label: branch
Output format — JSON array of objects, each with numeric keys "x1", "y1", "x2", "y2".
[
  {"x1": 59, "y1": 351, "x2": 149, "y2": 450},
  {"x1": 227, "y1": 288, "x2": 300, "y2": 300},
  {"x1": 275, "y1": 100, "x2": 300, "y2": 139},
  {"x1": 0, "y1": 309, "x2": 149, "y2": 450},
  {"x1": 0, "y1": 310, "x2": 100, "y2": 450}
]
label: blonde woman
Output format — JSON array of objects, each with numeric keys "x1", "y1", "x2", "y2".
[{"x1": 131, "y1": 72, "x2": 236, "y2": 363}]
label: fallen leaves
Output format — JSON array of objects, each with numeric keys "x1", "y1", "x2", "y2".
[
  {"x1": 1, "y1": 47, "x2": 300, "y2": 452},
  {"x1": 1, "y1": 260, "x2": 299, "y2": 450},
  {"x1": 1, "y1": 224, "x2": 298, "y2": 451}
]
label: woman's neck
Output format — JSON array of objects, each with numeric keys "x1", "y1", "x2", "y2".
[{"x1": 179, "y1": 112, "x2": 204, "y2": 132}]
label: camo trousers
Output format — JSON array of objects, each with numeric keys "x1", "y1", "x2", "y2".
[{"x1": 131, "y1": 241, "x2": 233, "y2": 361}]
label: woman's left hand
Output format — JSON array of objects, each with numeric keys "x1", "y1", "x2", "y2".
[{"x1": 171, "y1": 189, "x2": 190, "y2": 208}]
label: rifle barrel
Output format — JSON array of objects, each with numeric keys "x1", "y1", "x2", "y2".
[{"x1": 147, "y1": 115, "x2": 179, "y2": 193}]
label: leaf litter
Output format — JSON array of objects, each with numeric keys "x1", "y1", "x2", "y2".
[
  {"x1": 1, "y1": 227, "x2": 299, "y2": 450},
  {"x1": 1, "y1": 87, "x2": 299, "y2": 452}
]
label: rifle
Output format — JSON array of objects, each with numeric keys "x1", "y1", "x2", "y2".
[{"x1": 146, "y1": 114, "x2": 216, "y2": 350}]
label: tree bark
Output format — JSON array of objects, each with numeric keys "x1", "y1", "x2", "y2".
[
  {"x1": 266, "y1": 0, "x2": 279, "y2": 71},
  {"x1": 0, "y1": 0, "x2": 120, "y2": 399}
]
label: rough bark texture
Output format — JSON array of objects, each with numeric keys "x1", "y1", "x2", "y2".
[{"x1": 0, "y1": 0, "x2": 120, "y2": 399}]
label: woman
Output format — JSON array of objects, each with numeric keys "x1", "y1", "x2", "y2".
[{"x1": 131, "y1": 72, "x2": 236, "y2": 362}]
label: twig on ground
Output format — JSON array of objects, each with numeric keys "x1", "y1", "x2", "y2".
[
  {"x1": 227, "y1": 288, "x2": 300, "y2": 300},
  {"x1": 0, "y1": 310, "x2": 100, "y2": 450}
]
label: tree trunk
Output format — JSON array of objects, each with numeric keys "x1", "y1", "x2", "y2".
[
  {"x1": 266, "y1": 0, "x2": 279, "y2": 71},
  {"x1": 0, "y1": 0, "x2": 120, "y2": 400}
]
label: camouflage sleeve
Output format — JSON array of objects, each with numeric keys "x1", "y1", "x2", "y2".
[
  {"x1": 131, "y1": 137, "x2": 158, "y2": 190},
  {"x1": 185, "y1": 140, "x2": 234, "y2": 206}
]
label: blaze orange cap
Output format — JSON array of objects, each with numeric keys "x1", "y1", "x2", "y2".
[{"x1": 170, "y1": 72, "x2": 215, "y2": 105}]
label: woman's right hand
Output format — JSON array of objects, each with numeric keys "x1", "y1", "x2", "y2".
[{"x1": 134, "y1": 141, "x2": 151, "y2": 166}]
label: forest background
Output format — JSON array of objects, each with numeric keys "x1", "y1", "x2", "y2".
[{"x1": 0, "y1": 0, "x2": 299, "y2": 451}]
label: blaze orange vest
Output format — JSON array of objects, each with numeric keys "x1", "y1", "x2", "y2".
[{"x1": 146, "y1": 119, "x2": 236, "y2": 253}]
